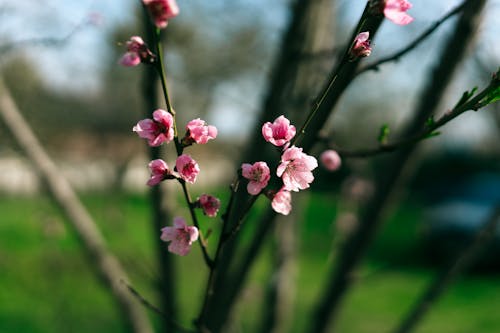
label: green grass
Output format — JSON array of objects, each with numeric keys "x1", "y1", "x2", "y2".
[{"x1": 1, "y1": 192, "x2": 500, "y2": 332}]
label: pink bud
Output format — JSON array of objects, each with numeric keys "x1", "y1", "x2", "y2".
[
  {"x1": 176, "y1": 154, "x2": 200, "y2": 184},
  {"x1": 160, "y1": 217, "x2": 199, "y2": 256},
  {"x1": 133, "y1": 109, "x2": 174, "y2": 146},
  {"x1": 184, "y1": 118, "x2": 218, "y2": 145},
  {"x1": 262, "y1": 115, "x2": 296, "y2": 147},
  {"x1": 350, "y1": 32, "x2": 372, "y2": 60},
  {"x1": 197, "y1": 194, "x2": 221, "y2": 217},
  {"x1": 147, "y1": 159, "x2": 173, "y2": 186},
  {"x1": 119, "y1": 36, "x2": 156, "y2": 66},
  {"x1": 271, "y1": 188, "x2": 292, "y2": 216},
  {"x1": 320, "y1": 150, "x2": 342, "y2": 171},
  {"x1": 143, "y1": 0, "x2": 179, "y2": 29},
  {"x1": 371, "y1": 0, "x2": 413, "y2": 25},
  {"x1": 241, "y1": 162, "x2": 271, "y2": 195}
]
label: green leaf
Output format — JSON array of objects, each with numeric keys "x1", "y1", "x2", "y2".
[
  {"x1": 482, "y1": 84, "x2": 500, "y2": 105},
  {"x1": 378, "y1": 124, "x2": 390, "y2": 144},
  {"x1": 453, "y1": 87, "x2": 478, "y2": 110}
]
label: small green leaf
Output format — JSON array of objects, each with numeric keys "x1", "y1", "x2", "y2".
[
  {"x1": 424, "y1": 131, "x2": 441, "y2": 139},
  {"x1": 453, "y1": 87, "x2": 478, "y2": 109},
  {"x1": 426, "y1": 116, "x2": 435, "y2": 127},
  {"x1": 378, "y1": 124, "x2": 390, "y2": 144},
  {"x1": 482, "y1": 85, "x2": 500, "y2": 105}
]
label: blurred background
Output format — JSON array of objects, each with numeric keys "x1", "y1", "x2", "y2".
[{"x1": 1, "y1": 0, "x2": 500, "y2": 332}]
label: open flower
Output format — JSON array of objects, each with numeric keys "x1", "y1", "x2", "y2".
[
  {"x1": 320, "y1": 150, "x2": 342, "y2": 171},
  {"x1": 371, "y1": 0, "x2": 413, "y2": 25},
  {"x1": 262, "y1": 115, "x2": 296, "y2": 147},
  {"x1": 183, "y1": 118, "x2": 218, "y2": 145},
  {"x1": 147, "y1": 159, "x2": 174, "y2": 186},
  {"x1": 160, "y1": 217, "x2": 199, "y2": 256},
  {"x1": 143, "y1": 0, "x2": 179, "y2": 29},
  {"x1": 350, "y1": 32, "x2": 372, "y2": 59},
  {"x1": 176, "y1": 154, "x2": 200, "y2": 184},
  {"x1": 133, "y1": 109, "x2": 174, "y2": 146},
  {"x1": 119, "y1": 36, "x2": 156, "y2": 66},
  {"x1": 277, "y1": 146, "x2": 318, "y2": 192},
  {"x1": 271, "y1": 188, "x2": 292, "y2": 215},
  {"x1": 241, "y1": 162, "x2": 271, "y2": 195},
  {"x1": 197, "y1": 194, "x2": 221, "y2": 217}
]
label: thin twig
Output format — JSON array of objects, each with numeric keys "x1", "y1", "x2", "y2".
[
  {"x1": 357, "y1": 1, "x2": 467, "y2": 75},
  {"x1": 123, "y1": 281, "x2": 196, "y2": 333},
  {"x1": 330, "y1": 71, "x2": 500, "y2": 158}
]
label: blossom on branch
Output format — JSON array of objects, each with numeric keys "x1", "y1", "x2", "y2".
[
  {"x1": 197, "y1": 194, "x2": 221, "y2": 217},
  {"x1": 176, "y1": 154, "x2": 200, "y2": 184},
  {"x1": 182, "y1": 118, "x2": 218, "y2": 145},
  {"x1": 133, "y1": 109, "x2": 174, "y2": 146},
  {"x1": 119, "y1": 36, "x2": 156, "y2": 66},
  {"x1": 160, "y1": 217, "x2": 199, "y2": 256},
  {"x1": 241, "y1": 161, "x2": 271, "y2": 195},
  {"x1": 143, "y1": 0, "x2": 179, "y2": 29},
  {"x1": 371, "y1": 0, "x2": 413, "y2": 25},
  {"x1": 277, "y1": 146, "x2": 318, "y2": 192},
  {"x1": 320, "y1": 150, "x2": 342, "y2": 171},
  {"x1": 271, "y1": 188, "x2": 292, "y2": 215},
  {"x1": 147, "y1": 159, "x2": 175, "y2": 186},
  {"x1": 350, "y1": 32, "x2": 372, "y2": 60},
  {"x1": 262, "y1": 115, "x2": 296, "y2": 147}
]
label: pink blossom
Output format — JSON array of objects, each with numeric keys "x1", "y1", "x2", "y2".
[
  {"x1": 147, "y1": 159, "x2": 173, "y2": 186},
  {"x1": 320, "y1": 150, "x2": 342, "y2": 171},
  {"x1": 277, "y1": 146, "x2": 318, "y2": 192},
  {"x1": 373, "y1": 0, "x2": 413, "y2": 25},
  {"x1": 160, "y1": 217, "x2": 199, "y2": 256},
  {"x1": 183, "y1": 118, "x2": 218, "y2": 145},
  {"x1": 350, "y1": 32, "x2": 372, "y2": 59},
  {"x1": 176, "y1": 154, "x2": 200, "y2": 184},
  {"x1": 241, "y1": 162, "x2": 271, "y2": 195},
  {"x1": 133, "y1": 109, "x2": 174, "y2": 146},
  {"x1": 271, "y1": 188, "x2": 292, "y2": 215},
  {"x1": 119, "y1": 36, "x2": 155, "y2": 66},
  {"x1": 262, "y1": 115, "x2": 296, "y2": 147},
  {"x1": 197, "y1": 194, "x2": 221, "y2": 217},
  {"x1": 143, "y1": 0, "x2": 179, "y2": 29}
]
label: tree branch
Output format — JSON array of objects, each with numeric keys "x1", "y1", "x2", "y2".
[{"x1": 357, "y1": 1, "x2": 467, "y2": 75}]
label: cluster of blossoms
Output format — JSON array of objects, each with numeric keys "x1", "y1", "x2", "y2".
[
  {"x1": 123, "y1": 0, "x2": 222, "y2": 256},
  {"x1": 350, "y1": 0, "x2": 413, "y2": 60},
  {"x1": 122, "y1": 0, "x2": 414, "y2": 254},
  {"x1": 241, "y1": 116, "x2": 341, "y2": 216}
]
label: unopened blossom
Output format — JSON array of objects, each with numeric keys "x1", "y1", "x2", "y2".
[
  {"x1": 197, "y1": 194, "x2": 221, "y2": 217},
  {"x1": 241, "y1": 162, "x2": 271, "y2": 195},
  {"x1": 271, "y1": 188, "x2": 292, "y2": 215},
  {"x1": 119, "y1": 36, "x2": 155, "y2": 66},
  {"x1": 320, "y1": 150, "x2": 342, "y2": 171},
  {"x1": 160, "y1": 217, "x2": 199, "y2": 256},
  {"x1": 262, "y1": 115, "x2": 296, "y2": 147},
  {"x1": 147, "y1": 159, "x2": 174, "y2": 186},
  {"x1": 183, "y1": 118, "x2": 218, "y2": 145},
  {"x1": 176, "y1": 154, "x2": 200, "y2": 184},
  {"x1": 371, "y1": 0, "x2": 413, "y2": 25},
  {"x1": 350, "y1": 32, "x2": 372, "y2": 60},
  {"x1": 143, "y1": 0, "x2": 179, "y2": 29},
  {"x1": 133, "y1": 109, "x2": 174, "y2": 146},
  {"x1": 277, "y1": 146, "x2": 318, "y2": 192}
]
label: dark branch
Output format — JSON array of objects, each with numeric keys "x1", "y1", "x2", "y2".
[
  {"x1": 123, "y1": 281, "x2": 196, "y2": 333},
  {"x1": 357, "y1": 1, "x2": 467, "y2": 75}
]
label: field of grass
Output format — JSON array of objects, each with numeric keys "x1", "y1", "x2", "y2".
[{"x1": 1, "y1": 191, "x2": 499, "y2": 332}]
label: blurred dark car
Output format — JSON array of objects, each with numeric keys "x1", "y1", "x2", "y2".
[{"x1": 420, "y1": 172, "x2": 500, "y2": 269}]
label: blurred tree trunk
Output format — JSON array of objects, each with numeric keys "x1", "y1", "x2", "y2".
[
  {"x1": 141, "y1": 15, "x2": 177, "y2": 332},
  {"x1": 203, "y1": 0, "x2": 335, "y2": 331},
  {"x1": 0, "y1": 77, "x2": 153, "y2": 333},
  {"x1": 309, "y1": 1, "x2": 487, "y2": 332}
]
